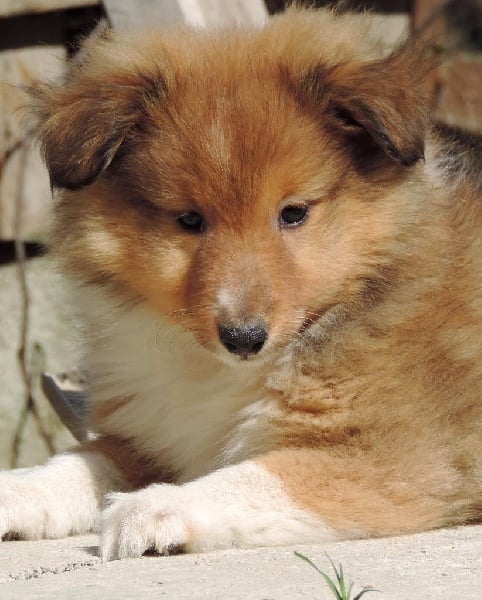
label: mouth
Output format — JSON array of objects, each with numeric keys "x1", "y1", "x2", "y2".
[{"x1": 216, "y1": 347, "x2": 272, "y2": 368}]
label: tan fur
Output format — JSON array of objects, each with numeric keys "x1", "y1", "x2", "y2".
[{"x1": 34, "y1": 8, "x2": 481, "y2": 539}]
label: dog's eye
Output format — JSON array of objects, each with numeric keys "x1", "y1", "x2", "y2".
[
  {"x1": 177, "y1": 211, "x2": 205, "y2": 233},
  {"x1": 279, "y1": 204, "x2": 309, "y2": 228}
]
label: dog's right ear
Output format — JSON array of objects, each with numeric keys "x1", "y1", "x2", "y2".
[
  {"x1": 32, "y1": 38, "x2": 169, "y2": 190},
  {"x1": 298, "y1": 41, "x2": 433, "y2": 167}
]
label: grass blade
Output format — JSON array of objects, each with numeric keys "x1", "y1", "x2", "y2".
[
  {"x1": 319, "y1": 571, "x2": 343, "y2": 599},
  {"x1": 294, "y1": 550, "x2": 379, "y2": 600},
  {"x1": 294, "y1": 550, "x2": 327, "y2": 577},
  {"x1": 348, "y1": 581, "x2": 355, "y2": 599},
  {"x1": 294, "y1": 551, "x2": 343, "y2": 600},
  {"x1": 338, "y1": 561, "x2": 347, "y2": 597},
  {"x1": 325, "y1": 553, "x2": 346, "y2": 597}
]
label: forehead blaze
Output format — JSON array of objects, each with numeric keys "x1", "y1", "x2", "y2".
[{"x1": 121, "y1": 73, "x2": 339, "y2": 225}]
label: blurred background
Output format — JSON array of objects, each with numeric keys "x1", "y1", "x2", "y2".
[{"x1": 0, "y1": 0, "x2": 481, "y2": 469}]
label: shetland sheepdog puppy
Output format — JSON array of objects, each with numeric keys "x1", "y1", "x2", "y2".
[{"x1": 0, "y1": 8, "x2": 480, "y2": 560}]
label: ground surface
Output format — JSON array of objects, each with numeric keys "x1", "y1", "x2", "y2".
[{"x1": 0, "y1": 526, "x2": 481, "y2": 599}]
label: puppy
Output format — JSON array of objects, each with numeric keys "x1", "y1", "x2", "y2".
[{"x1": 1, "y1": 8, "x2": 481, "y2": 561}]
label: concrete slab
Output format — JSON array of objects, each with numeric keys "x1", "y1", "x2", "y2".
[{"x1": 0, "y1": 526, "x2": 481, "y2": 599}]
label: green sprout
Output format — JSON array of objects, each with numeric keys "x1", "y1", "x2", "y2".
[{"x1": 294, "y1": 551, "x2": 378, "y2": 600}]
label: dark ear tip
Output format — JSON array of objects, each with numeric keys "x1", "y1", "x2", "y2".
[
  {"x1": 49, "y1": 178, "x2": 90, "y2": 191},
  {"x1": 332, "y1": 103, "x2": 363, "y2": 130},
  {"x1": 48, "y1": 164, "x2": 105, "y2": 191},
  {"x1": 44, "y1": 128, "x2": 125, "y2": 191}
]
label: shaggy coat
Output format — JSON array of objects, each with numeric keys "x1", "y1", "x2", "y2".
[{"x1": 0, "y1": 9, "x2": 480, "y2": 560}]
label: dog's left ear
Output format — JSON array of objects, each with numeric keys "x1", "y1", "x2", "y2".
[
  {"x1": 31, "y1": 31, "x2": 170, "y2": 191},
  {"x1": 32, "y1": 71, "x2": 167, "y2": 190},
  {"x1": 302, "y1": 43, "x2": 433, "y2": 166}
]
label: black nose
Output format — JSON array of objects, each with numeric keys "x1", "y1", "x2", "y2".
[{"x1": 218, "y1": 325, "x2": 268, "y2": 355}]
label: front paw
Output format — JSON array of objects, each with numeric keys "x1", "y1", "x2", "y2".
[
  {"x1": 100, "y1": 485, "x2": 191, "y2": 561},
  {"x1": 0, "y1": 471, "x2": 73, "y2": 541}
]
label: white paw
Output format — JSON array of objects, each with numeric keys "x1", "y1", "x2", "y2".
[
  {"x1": 100, "y1": 485, "x2": 191, "y2": 561},
  {"x1": 0, "y1": 453, "x2": 110, "y2": 541},
  {"x1": 0, "y1": 471, "x2": 78, "y2": 541}
]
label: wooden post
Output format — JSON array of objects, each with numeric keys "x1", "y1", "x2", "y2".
[{"x1": 102, "y1": 0, "x2": 268, "y2": 29}]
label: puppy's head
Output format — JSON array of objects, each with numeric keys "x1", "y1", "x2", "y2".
[{"x1": 34, "y1": 10, "x2": 432, "y2": 364}]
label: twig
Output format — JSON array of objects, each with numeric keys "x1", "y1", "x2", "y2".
[
  {"x1": 10, "y1": 135, "x2": 55, "y2": 467},
  {"x1": 0, "y1": 139, "x2": 24, "y2": 176}
]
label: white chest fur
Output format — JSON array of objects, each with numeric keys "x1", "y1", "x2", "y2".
[{"x1": 79, "y1": 288, "x2": 280, "y2": 482}]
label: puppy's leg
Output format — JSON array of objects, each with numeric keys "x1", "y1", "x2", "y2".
[
  {"x1": 101, "y1": 447, "x2": 468, "y2": 560},
  {"x1": 0, "y1": 437, "x2": 133, "y2": 541},
  {"x1": 100, "y1": 456, "x2": 338, "y2": 561}
]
